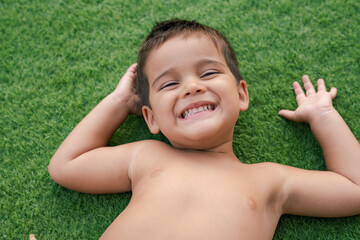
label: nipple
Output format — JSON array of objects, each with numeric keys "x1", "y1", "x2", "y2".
[
  {"x1": 248, "y1": 198, "x2": 257, "y2": 211},
  {"x1": 150, "y1": 168, "x2": 163, "y2": 178}
]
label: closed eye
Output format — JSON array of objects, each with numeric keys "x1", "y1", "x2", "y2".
[
  {"x1": 201, "y1": 71, "x2": 219, "y2": 78},
  {"x1": 160, "y1": 81, "x2": 178, "y2": 90}
]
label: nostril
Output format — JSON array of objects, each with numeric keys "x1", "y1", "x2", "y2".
[
  {"x1": 186, "y1": 89, "x2": 201, "y2": 96},
  {"x1": 183, "y1": 83, "x2": 205, "y2": 97}
]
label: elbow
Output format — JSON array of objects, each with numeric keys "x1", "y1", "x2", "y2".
[
  {"x1": 48, "y1": 161, "x2": 56, "y2": 182},
  {"x1": 48, "y1": 157, "x2": 66, "y2": 186},
  {"x1": 48, "y1": 160, "x2": 59, "y2": 183}
]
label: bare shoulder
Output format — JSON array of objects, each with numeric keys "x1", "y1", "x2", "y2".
[
  {"x1": 246, "y1": 161, "x2": 289, "y2": 178},
  {"x1": 48, "y1": 139, "x2": 170, "y2": 194},
  {"x1": 243, "y1": 162, "x2": 292, "y2": 211},
  {"x1": 249, "y1": 161, "x2": 306, "y2": 180},
  {"x1": 134, "y1": 139, "x2": 172, "y2": 150},
  {"x1": 129, "y1": 139, "x2": 173, "y2": 159},
  {"x1": 128, "y1": 139, "x2": 174, "y2": 182}
]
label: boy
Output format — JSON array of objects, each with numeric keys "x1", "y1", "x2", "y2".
[{"x1": 49, "y1": 20, "x2": 360, "y2": 239}]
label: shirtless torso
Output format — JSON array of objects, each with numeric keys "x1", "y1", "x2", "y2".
[
  {"x1": 100, "y1": 140, "x2": 286, "y2": 240},
  {"x1": 48, "y1": 42, "x2": 360, "y2": 239}
]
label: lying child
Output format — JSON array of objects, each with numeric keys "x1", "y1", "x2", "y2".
[{"x1": 49, "y1": 19, "x2": 360, "y2": 239}]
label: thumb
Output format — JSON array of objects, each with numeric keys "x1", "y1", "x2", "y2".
[
  {"x1": 329, "y1": 87, "x2": 337, "y2": 100},
  {"x1": 278, "y1": 110, "x2": 297, "y2": 121}
]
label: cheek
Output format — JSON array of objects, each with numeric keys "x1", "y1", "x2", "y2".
[
  {"x1": 216, "y1": 84, "x2": 239, "y2": 103},
  {"x1": 221, "y1": 87, "x2": 242, "y2": 114},
  {"x1": 151, "y1": 96, "x2": 175, "y2": 122}
]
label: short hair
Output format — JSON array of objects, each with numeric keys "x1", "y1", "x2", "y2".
[{"x1": 136, "y1": 19, "x2": 244, "y2": 107}]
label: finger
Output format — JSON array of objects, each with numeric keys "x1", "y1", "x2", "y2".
[
  {"x1": 329, "y1": 87, "x2": 337, "y2": 100},
  {"x1": 129, "y1": 63, "x2": 137, "y2": 69},
  {"x1": 278, "y1": 110, "x2": 299, "y2": 122},
  {"x1": 127, "y1": 63, "x2": 137, "y2": 74},
  {"x1": 122, "y1": 64, "x2": 137, "y2": 81},
  {"x1": 116, "y1": 64, "x2": 138, "y2": 89},
  {"x1": 302, "y1": 75, "x2": 315, "y2": 96},
  {"x1": 316, "y1": 78, "x2": 326, "y2": 92},
  {"x1": 293, "y1": 81, "x2": 305, "y2": 104}
]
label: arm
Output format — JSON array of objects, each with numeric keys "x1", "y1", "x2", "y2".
[
  {"x1": 278, "y1": 75, "x2": 360, "y2": 216},
  {"x1": 48, "y1": 64, "x2": 142, "y2": 194}
]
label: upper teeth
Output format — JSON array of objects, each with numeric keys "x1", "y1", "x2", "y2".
[{"x1": 181, "y1": 104, "x2": 215, "y2": 119}]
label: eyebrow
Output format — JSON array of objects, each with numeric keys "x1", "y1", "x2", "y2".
[
  {"x1": 152, "y1": 68, "x2": 175, "y2": 88},
  {"x1": 198, "y1": 59, "x2": 226, "y2": 68},
  {"x1": 151, "y1": 59, "x2": 227, "y2": 88}
]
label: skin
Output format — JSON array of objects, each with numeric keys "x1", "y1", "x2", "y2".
[{"x1": 48, "y1": 33, "x2": 360, "y2": 239}]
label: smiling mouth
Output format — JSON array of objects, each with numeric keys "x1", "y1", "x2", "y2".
[{"x1": 180, "y1": 104, "x2": 216, "y2": 119}]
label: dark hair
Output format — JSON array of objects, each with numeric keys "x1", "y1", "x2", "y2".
[{"x1": 136, "y1": 19, "x2": 243, "y2": 107}]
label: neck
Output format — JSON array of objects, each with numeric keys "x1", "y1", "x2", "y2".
[{"x1": 172, "y1": 138, "x2": 236, "y2": 156}]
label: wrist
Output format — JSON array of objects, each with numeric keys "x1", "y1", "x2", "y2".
[
  {"x1": 105, "y1": 92, "x2": 131, "y2": 116},
  {"x1": 308, "y1": 106, "x2": 338, "y2": 126}
]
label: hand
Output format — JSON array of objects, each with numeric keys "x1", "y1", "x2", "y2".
[
  {"x1": 278, "y1": 75, "x2": 337, "y2": 123},
  {"x1": 112, "y1": 63, "x2": 142, "y2": 116}
]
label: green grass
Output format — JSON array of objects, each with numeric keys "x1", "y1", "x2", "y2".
[{"x1": 1, "y1": 0, "x2": 359, "y2": 239}]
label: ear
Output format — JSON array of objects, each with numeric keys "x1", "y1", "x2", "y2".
[
  {"x1": 237, "y1": 80, "x2": 249, "y2": 111},
  {"x1": 142, "y1": 106, "x2": 160, "y2": 134}
]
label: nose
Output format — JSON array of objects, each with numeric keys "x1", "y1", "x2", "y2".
[{"x1": 181, "y1": 78, "x2": 206, "y2": 98}]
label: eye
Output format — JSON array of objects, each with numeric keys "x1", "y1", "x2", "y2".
[
  {"x1": 160, "y1": 81, "x2": 178, "y2": 90},
  {"x1": 201, "y1": 71, "x2": 219, "y2": 78}
]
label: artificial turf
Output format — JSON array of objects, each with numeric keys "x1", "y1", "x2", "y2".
[{"x1": 1, "y1": 0, "x2": 359, "y2": 239}]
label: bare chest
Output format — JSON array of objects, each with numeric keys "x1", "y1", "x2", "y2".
[
  {"x1": 119, "y1": 161, "x2": 280, "y2": 239},
  {"x1": 135, "y1": 163, "x2": 263, "y2": 212}
]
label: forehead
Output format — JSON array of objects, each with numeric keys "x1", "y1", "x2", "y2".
[{"x1": 144, "y1": 33, "x2": 226, "y2": 82}]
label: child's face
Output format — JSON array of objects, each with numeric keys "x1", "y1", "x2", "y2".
[{"x1": 142, "y1": 33, "x2": 249, "y2": 150}]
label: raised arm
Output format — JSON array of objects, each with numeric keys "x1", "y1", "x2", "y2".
[
  {"x1": 278, "y1": 75, "x2": 360, "y2": 217},
  {"x1": 279, "y1": 75, "x2": 360, "y2": 183},
  {"x1": 48, "y1": 64, "x2": 142, "y2": 194}
]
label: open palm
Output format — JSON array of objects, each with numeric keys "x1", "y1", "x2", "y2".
[{"x1": 279, "y1": 75, "x2": 337, "y2": 123}]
